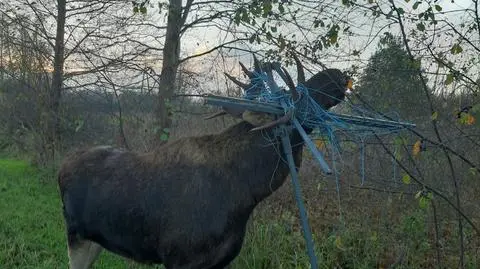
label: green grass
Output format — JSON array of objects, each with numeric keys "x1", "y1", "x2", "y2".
[
  {"x1": 0, "y1": 159, "x2": 370, "y2": 269},
  {"x1": 0, "y1": 159, "x2": 478, "y2": 268},
  {"x1": 0, "y1": 159, "x2": 149, "y2": 268}
]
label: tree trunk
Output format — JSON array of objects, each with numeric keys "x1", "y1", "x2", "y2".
[
  {"x1": 155, "y1": 0, "x2": 184, "y2": 145},
  {"x1": 44, "y1": 0, "x2": 66, "y2": 164}
]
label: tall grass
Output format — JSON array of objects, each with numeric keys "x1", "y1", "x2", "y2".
[{"x1": 0, "y1": 159, "x2": 478, "y2": 268}]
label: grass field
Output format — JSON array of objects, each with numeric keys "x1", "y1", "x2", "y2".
[
  {"x1": 0, "y1": 159, "x2": 145, "y2": 268},
  {"x1": 0, "y1": 158, "x2": 478, "y2": 268},
  {"x1": 0, "y1": 159, "x2": 315, "y2": 269}
]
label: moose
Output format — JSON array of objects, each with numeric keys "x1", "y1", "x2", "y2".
[{"x1": 57, "y1": 54, "x2": 352, "y2": 269}]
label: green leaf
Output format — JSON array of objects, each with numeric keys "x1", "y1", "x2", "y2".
[
  {"x1": 416, "y1": 23, "x2": 425, "y2": 31},
  {"x1": 329, "y1": 33, "x2": 338, "y2": 44},
  {"x1": 241, "y1": 9, "x2": 250, "y2": 24},
  {"x1": 396, "y1": 7, "x2": 405, "y2": 15},
  {"x1": 434, "y1": 5, "x2": 442, "y2": 11},
  {"x1": 160, "y1": 133, "x2": 169, "y2": 141},
  {"x1": 133, "y1": 6, "x2": 139, "y2": 13},
  {"x1": 402, "y1": 174, "x2": 411, "y2": 185},
  {"x1": 249, "y1": 34, "x2": 256, "y2": 44},
  {"x1": 386, "y1": 10, "x2": 393, "y2": 19},
  {"x1": 278, "y1": 4, "x2": 285, "y2": 14},
  {"x1": 450, "y1": 43, "x2": 463, "y2": 54},
  {"x1": 470, "y1": 103, "x2": 480, "y2": 113},
  {"x1": 394, "y1": 149, "x2": 403, "y2": 161},
  {"x1": 234, "y1": 10, "x2": 241, "y2": 25},
  {"x1": 140, "y1": 6, "x2": 147, "y2": 14},
  {"x1": 278, "y1": 35, "x2": 286, "y2": 51},
  {"x1": 413, "y1": 1, "x2": 421, "y2": 10},
  {"x1": 262, "y1": 1, "x2": 273, "y2": 17},
  {"x1": 419, "y1": 196, "x2": 429, "y2": 208},
  {"x1": 266, "y1": 31, "x2": 272, "y2": 40},
  {"x1": 394, "y1": 136, "x2": 404, "y2": 146},
  {"x1": 431, "y1": 111, "x2": 438, "y2": 121},
  {"x1": 327, "y1": 25, "x2": 339, "y2": 44},
  {"x1": 271, "y1": 26, "x2": 277, "y2": 32},
  {"x1": 445, "y1": 73, "x2": 454, "y2": 85},
  {"x1": 469, "y1": 167, "x2": 477, "y2": 176},
  {"x1": 163, "y1": 127, "x2": 170, "y2": 133}
]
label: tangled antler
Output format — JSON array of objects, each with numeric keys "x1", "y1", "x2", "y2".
[{"x1": 206, "y1": 53, "x2": 304, "y2": 131}]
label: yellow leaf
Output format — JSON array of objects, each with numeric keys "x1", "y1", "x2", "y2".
[
  {"x1": 402, "y1": 174, "x2": 411, "y2": 185},
  {"x1": 347, "y1": 79, "x2": 353, "y2": 89},
  {"x1": 412, "y1": 140, "x2": 421, "y2": 157},
  {"x1": 335, "y1": 235, "x2": 345, "y2": 250},
  {"x1": 315, "y1": 140, "x2": 326, "y2": 150},
  {"x1": 431, "y1": 111, "x2": 438, "y2": 121},
  {"x1": 466, "y1": 114, "x2": 476, "y2": 125}
]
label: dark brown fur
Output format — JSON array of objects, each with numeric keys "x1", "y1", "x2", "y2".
[{"x1": 58, "y1": 121, "x2": 303, "y2": 269}]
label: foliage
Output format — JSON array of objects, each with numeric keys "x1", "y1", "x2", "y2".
[{"x1": 353, "y1": 35, "x2": 429, "y2": 121}]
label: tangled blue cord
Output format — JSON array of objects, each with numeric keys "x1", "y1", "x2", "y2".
[{"x1": 242, "y1": 72, "x2": 405, "y2": 183}]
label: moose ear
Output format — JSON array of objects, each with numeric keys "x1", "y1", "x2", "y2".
[
  {"x1": 242, "y1": 110, "x2": 294, "y2": 132},
  {"x1": 204, "y1": 106, "x2": 245, "y2": 120},
  {"x1": 241, "y1": 111, "x2": 275, "y2": 127}
]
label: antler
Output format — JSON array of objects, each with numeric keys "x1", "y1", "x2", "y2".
[
  {"x1": 246, "y1": 54, "x2": 307, "y2": 131},
  {"x1": 268, "y1": 62, "x2": 300, "y2": 102},
  {"x1": 207, "y1": 53, "x2": 304, "y2": 131},
  {"x1": 206, "y1": 55, "x2": 265, "y2": 120},
  {"x1": 292, "y1": 52, "x2": 305, "y2": 85},
  {"x1": 223, "y1": 72, "x2": 248, "y2": 89},
  {"x1": 204, "y1": 106, "x2": 244, "y2": 120}
]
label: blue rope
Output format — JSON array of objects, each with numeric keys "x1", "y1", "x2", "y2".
[{"x1": 237, "y1": 68, "x2": 410, "y2": 269}]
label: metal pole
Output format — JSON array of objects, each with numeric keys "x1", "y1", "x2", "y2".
[
  {"x1": 293, "y1": 119, "x2": 332, "y2": 174},
  {"x1": 280, "y1": 129, "x2": 319, "y2": 269}
]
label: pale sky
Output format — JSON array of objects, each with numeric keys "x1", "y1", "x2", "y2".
[{"x1": 35, "y1": 0, "x2": 474, "y2": 95}]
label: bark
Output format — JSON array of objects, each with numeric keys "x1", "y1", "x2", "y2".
[
  {"x1": 155, "y1": 0, "x2": 193, "y2": 145},
  {"x1": 44, "y1": 0, "x2": 66, "y2": 163}
]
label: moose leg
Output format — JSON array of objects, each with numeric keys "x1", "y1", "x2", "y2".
[{"x1": 67, "y1": 236, "x2": 103, "y2": 269}]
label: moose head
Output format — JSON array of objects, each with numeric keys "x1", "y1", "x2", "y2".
[{"x1": 208, "y1": 53, "x2": 352, "y2": 132}]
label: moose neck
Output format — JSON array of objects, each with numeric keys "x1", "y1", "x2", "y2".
[{"x1": 218, "y1": 121, "x2": 307, "y2": 205}]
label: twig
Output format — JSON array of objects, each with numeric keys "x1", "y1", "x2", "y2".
[{"x1": 391, "y1": 3, "x2": 465, "y2": 266}]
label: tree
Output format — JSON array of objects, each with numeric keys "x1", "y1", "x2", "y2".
[
  {"x1": 354, "y1": 34, "x2": 429, "y2": 122},
  {"x1": 154, "y1": 0, "x2": 193, "y2": 144},
  {"x1": 45, "y1": 0, "x2": 66, "y2": 163}
]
